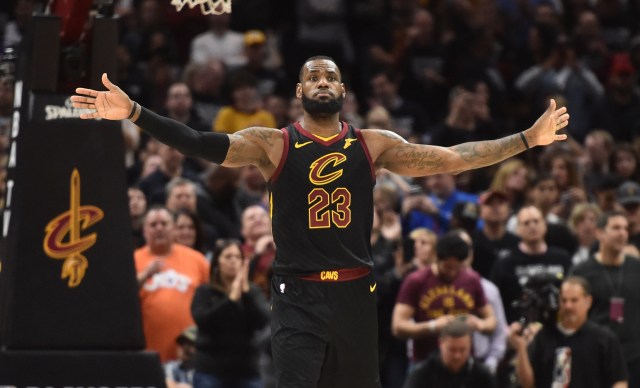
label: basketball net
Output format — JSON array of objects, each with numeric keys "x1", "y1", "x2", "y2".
[{"x1": 170, "y1": 0, "x2": 231, "y2": 15}]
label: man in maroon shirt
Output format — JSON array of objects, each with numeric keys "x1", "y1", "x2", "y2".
[{"x1": 392, "y1": 231, "x2": 496, "y2": 364}]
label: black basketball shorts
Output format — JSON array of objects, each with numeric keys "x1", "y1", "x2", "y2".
[{"x1": 270, "y1": 271, "x2": 381, "y2": 388}]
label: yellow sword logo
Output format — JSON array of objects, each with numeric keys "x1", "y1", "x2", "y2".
[
  {"x1": 344, "y1": 138, "x2": 357, "y2": 149},
  {"x1": 43, "y1": 169, "x2": 104, "y2": 287}
]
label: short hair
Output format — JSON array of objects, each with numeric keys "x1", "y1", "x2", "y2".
[
  {"x1": 440, "y1": 319, "x2": 471, "y2": 339},
  {"x1": 165, "y1": 177, "x2": 196, "y2": 197},
  {"x1": 142, "y1": 205, "x2": 172, "y2": 224},
  {"x1": 596, "y1": 210, "x2": 628, "y2": 229},
  {"x1": 517, "y1": 205, "x2": 545, "y2": 225},
  {"x1": 298, "y1": 55, "x2": 337, "y2": 82},
  {"x1": 562, "y1": 276, "x2": 591, "y2": 296},
  {"x1": 435, "y1": 232, "x2": 469, "y2": 261}
]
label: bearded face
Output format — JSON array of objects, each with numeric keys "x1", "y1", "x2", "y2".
[{"x1": 301, "y1": 93, "x2": 344, "y2": 117}]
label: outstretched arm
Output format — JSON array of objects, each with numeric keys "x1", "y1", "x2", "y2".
[
  {"x1": 366, "y1": 99, "x2": 569, "y2": 176},
  {"x1": 71, "y1": 73, "x2": 281, "y2": 175}
]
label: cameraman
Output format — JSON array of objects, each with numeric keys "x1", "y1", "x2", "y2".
[{"x1": 507, "y1": 276, "x2": 628, "y2": 388}]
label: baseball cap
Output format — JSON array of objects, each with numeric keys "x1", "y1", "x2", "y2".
[
  {"x1": 244, "y1": 30, "x2": 266, "y2": 46},
  {"x1": 609, "y1": 53, "x2": 635, "y2": 76},
  {"x1": 176, "y1": 325, "x2": 197, "y2": 345},
  {"x1": 452, "y1": 201, "x2": 479, "y2": 222},
  {"x1": 617, "y1": 181, "x2": 640, "y2": 205},
  {"x1": 479, "y1": 190, "x2": 508, "y2": 205}
]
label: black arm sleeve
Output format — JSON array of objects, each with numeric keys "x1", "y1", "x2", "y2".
[{"x1": 135, "y1": 107, "x2": 230, "y2": 164}]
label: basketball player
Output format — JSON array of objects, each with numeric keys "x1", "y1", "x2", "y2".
[{"x1": 71, "y1": 56, "x2": 569, "y2": 388}]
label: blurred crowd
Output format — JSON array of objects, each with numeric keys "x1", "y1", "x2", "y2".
[{"x1": 2, "y1": 0, "x2": 640, "y2": 387}]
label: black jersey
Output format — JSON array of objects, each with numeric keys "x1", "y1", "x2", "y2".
[{"x1": 268, "y1": 122, "x2": 375, "y2": 276}]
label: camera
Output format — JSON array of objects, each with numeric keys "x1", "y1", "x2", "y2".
[{"x1": 512, "y1": 272, "x2": 563, "y2": 328}]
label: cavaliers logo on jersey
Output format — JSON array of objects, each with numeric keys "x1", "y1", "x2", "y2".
[{"x1": 309, "y1": 152, "x2": 347, "y2": 186}]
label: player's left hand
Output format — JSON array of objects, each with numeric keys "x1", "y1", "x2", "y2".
[{"x1": 525, "y1": 99, "x2": 569, "y2": 147}]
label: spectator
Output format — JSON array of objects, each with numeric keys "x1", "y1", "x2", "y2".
[
  {"x1": 617, "y1": 181, "x2": 640, "y2": 250},
  {"x1": 373, "y1": 184, "x2": 403, "y2": 244},
  {"x1": 540, "y1": 147, "x2": 587, "y2": 220},
  {"x1": 287, "y1": 96, "x2": 303, "y2": 123},
  {"x1": 591, "y1": 53, "x2": 640, "y2": 143},
  {"x1": 163, "y1": 82, "x2": 209, "y2": 133},
  {"x1": 3, "y1": 0, "x2": 33, "y2": 48},
  {"x1": 240, "y1": 204, "x2": 275, "y2": 296},
  {"x1": 568, "y1": 203, "x2": 602, "y2": 266},
  {"x1": 129, "y1": 186, "x2": 148, "y2": 249},
  {"x1": 404, "y1": 174, "x2": 478, "y2": 235},
  {"x1": 233, "y1": 30, "x2": 286, "y2": 99},
  {"x1": 450, "y1": 201, "x2": 480, "y2": 237},
  {"x1": 135, "y1": 206, "x2": 210, "y2": 362},
  {"x1": 165, "y1": 177, "x2": 199, "y2": 214},
  {"x1": 201, "y1": 165, "x2": 242, "y2": 239},
  {"x1": 572, "y1": 211, "x2": 640, "y2": 387},
  {"x1": 398, "y1": 8, "x2": 447, "y2": 124},
  {"x1": 407, "y1": 227, "x2": 437, "y2": 270},
  {"x1": 213, "y1": 71, "x2": 276, "y2": 134},
  {"x1": 403, "y1": 319, "x2": 497, "y2": 388},
  {"x1": 340, "y1": 91, "x2": 365, "y2": 129},
  {"x1": 488, "y1": 159, "x2": 530, "y2": 213},
  {"x1": 508, "y1": 173, "x2": 578, "y2": 254},
  {"x1": 582, "y1": 130, "x2": 615, "y2": 194},
  {"x1": 189, "y1": 14, "x2": 245, "y2": 68},
  {"x1": 369, "y1": 69, "x2": 428, "y2": 138},
  {"x1": 457, "y1": 229, "x2": 508, "y2": 374},
  {"x1": 138, "y1": 143, "x2": 201, "y2": 204},
  {"x1": 592, "y1": 173, "x2": 623, "y2": 213},
  {"x1": 191, "y1": 239, "x2": 269, "y2": 387},
  {"x1": 165, "y1": 326, "x2": 196, "y2": 388},
  {"x1": 610, "y1": 143, "x2": 640, "y2": 183},
  {"x1": 183, "y1": 60, "x2": 227, "y2": 125},
  {"x1": 508, "y1": 276, "x2": 628, "y2": 388},
  {"x1": 370, "y1": 205, "x2": 399, "y2": 277},
  {"x1": 392, "y1": 232, "x2": 496, "y2": 364},
  {"x1": 492, "y1": 205, "x2": 572, "y2": 323},
  {"x1": 174, "y1": 210, "x2": 212, "y2": 259},
  {"x1": 365, "y1": 105, "x2": 393, "y2": 132},
  {"x1": 375, "y1": 213, "x2": 420, "y2": 388},
  {"x1": 265, "y1": 95, "x2": 290, "y2": 129},
  {"x1": 472, "y1": 190, "x2": 520, "y2": 279},
  {"x1": 431, "y1": 84, "x2": 501, "y2": 148},
  {"x1": 236, "y1": 165, "x2": 268, "y2": 210}
]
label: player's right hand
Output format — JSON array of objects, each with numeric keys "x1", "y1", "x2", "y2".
[{"x1": 70, "y1": 73, "x2": 133, "y2": 120}]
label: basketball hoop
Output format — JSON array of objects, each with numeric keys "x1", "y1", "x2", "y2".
[{"x1": 170, "y1": 0, "x2": 231, "y2": 15}]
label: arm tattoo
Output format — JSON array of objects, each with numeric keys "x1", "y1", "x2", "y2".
[
  {"x1": 394, "y1": 144, "x2": 445, "y2": 173},
  {"x1": 242, "y1": 127, "x2": 275, "y2": 146},
  {"x1": 225, "y1": 127, "x2": 276, "y2": 167},
  {"x1": 450, "y1": 134, "x2": 524, "y2": 166},
  {"x1": 226, "y1": 136, "x2": 247, "y2": 164}
]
